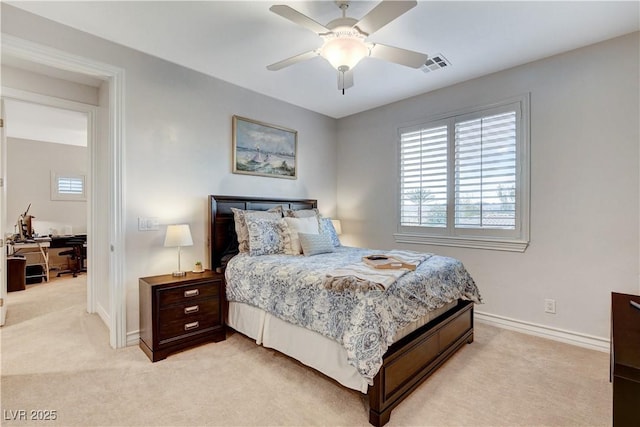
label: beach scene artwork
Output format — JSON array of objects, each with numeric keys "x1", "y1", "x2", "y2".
[{"x1": 233, "y1": 116, "x2": 297, "y2": 179}]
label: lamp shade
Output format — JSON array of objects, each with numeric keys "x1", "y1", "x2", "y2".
[
  {"x1": 320, "y1": 37, "x2": 369, "y2": 71},
  {"x1": 331, "y1": 219, "x2": 342, "y2": 235},
  {"x1": 164, "y1": 224, "x2": 193, "y2": 247}
]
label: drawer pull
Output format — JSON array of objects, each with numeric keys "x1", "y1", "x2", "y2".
[
  {"x1": 184, "y1": 289, "x2": 199, "y2": 298},
  {"x1": 184, "y1": 321, "x2": 199, "y2": 331},
  {"x1": 184, "y1": 305, "x2": 199, "y2": 315}
]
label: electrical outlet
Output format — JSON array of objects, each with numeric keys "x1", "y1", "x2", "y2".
[{"x1": 544, "y1": 298, "x2": 556, "y2": 314}]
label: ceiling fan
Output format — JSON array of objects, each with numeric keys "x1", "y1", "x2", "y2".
[{"x1": 267, "y1": 0, "x2": 428, "y2": 94}]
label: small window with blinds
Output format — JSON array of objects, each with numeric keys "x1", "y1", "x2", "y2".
[
  {"x1": 51, "y1": 172, "x2": 86, "y2": 201},
  {"x1": 396, "y1": 95, "x2": 530, "y2": 252}
]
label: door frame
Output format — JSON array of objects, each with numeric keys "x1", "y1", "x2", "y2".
[
  {"x1": 1, "y1": 99, "x2": 6, "y2": 326},
  {"x1": 1, "y1": 35, "x2": 127, "y2": 348}
]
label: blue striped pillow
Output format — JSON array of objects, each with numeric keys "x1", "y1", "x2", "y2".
[{"x1": 298, "y1": 233, "x2": 334, "y2": 256}]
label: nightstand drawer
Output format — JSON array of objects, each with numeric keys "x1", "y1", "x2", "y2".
[
  {"x1": 158, "y1": 280, "x2": 220, "y2": 306},
  {"x1": 159, "y1": 298, "x2": 220, "y2": 324},
  {"x1": 158, "y1": 309, "x2": 219, "y2": 341}
]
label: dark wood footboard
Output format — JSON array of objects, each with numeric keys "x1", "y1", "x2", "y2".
[{"x1": 368, "y1": 300, "x2": 474, "y2": 427}]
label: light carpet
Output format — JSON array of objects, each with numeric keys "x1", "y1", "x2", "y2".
[{"x1": 1, "y1": 276, "x2": 611, "y2": 426}]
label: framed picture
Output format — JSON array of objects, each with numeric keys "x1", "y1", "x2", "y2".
[{"x1": 232, "y1": 115, "x2": 297, "y2": 179}]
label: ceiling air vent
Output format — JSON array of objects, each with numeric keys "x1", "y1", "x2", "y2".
[{"x1": 421, "y1": 54, "x2": 450, "y2": 73}]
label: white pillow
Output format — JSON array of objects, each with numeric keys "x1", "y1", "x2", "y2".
[{"x1": 283, "y1": 216, "x2": 319, "y2": 254}]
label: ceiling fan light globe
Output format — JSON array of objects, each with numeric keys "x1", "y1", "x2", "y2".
[{"x1": 320, "y1": 37, "x2": 369, "y2": 71}]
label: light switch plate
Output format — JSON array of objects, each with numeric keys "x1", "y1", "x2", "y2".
[{"x1": 138, "y1": 217, "x2": 159, "y2": 231}]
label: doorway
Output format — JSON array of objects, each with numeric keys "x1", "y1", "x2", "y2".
[
  {"x1": 1, "y1": 35, "x2": 126, "y2": 348},
  {"x1": 4, "y1": 98, "x2": 90, "y2": 292}
]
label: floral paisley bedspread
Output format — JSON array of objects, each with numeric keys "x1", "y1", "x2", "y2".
[{"x1": 225, "y1": 246, "x2": 482, "y2": 383}]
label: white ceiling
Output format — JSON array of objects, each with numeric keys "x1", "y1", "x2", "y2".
[{"x1": 7, "y1": 1, "x2": 640, "y2": 119}]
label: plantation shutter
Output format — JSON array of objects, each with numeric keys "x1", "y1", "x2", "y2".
[
  {"x1": 400, "y1": 125, "x2": 448, "y2": 227},
  {"x1": 58, "y1": 176, "x2": 84, "y2": 195},
  {"x1": 454, "y1": 111, "x2": 517, "y2": 229}
]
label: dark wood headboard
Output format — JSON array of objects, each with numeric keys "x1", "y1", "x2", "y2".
[{"x1": 208, "y1": 195, "x2": 317, "y2": 269}]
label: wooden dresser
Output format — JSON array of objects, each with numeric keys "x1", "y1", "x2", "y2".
[
  {"x1": 139, "y1": 270, "x2": 225, "y2": 362},
  {"x1": 611, "y1": 292, "x2": 640, "y2": 427}
]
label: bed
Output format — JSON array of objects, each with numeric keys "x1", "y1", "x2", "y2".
[{"x1": 208, "y1": 195, "x2": 480, "y2": 426}]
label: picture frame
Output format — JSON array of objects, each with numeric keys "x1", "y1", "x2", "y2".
[{"x1": 232, "y1": 115, "x2": 297, "y2": 179}]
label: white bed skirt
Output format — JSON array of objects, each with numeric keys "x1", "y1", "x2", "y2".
[{"x1": 227, "y1": 300, "x2": 457, "y2": 394}]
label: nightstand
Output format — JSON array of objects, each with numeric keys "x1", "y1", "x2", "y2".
[{"x1": 139, "y1": 270, "x2": 225, "y2": 362}]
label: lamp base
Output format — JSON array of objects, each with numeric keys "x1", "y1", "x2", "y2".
[{"x1": 172, "y1": 271, "x2": 187, "y2": 277}]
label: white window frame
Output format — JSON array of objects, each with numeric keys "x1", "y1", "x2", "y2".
[
  {"x1": 394, "y1": 94, "x2": 530, "y2": 252},
  {"x1": 51, "y1": 171, "x2": 86, "y2": 201}
]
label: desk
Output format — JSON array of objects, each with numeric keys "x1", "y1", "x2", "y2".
[{"x1": 10, "y1": 239, "x2": 51, "y2": 282}]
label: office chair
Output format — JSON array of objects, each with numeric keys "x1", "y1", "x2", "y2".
[{"x1": 57, "y1": 238, "x2": 87, "y2": 278}]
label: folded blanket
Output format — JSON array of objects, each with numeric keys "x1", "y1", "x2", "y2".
[{"x1": 323, "y1": 250, "x2": 431, "y2": 292}]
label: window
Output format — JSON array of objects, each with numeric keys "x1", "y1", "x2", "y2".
[
  {"x1": 51, "y1": 171, "x2": 86, "y2": 201},
  {"x1": 396, "y1": 95, "x2": 529, "y2": 252}
]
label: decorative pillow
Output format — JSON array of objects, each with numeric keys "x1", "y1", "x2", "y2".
[
  {"x1": 320, "y1": 217, "x2": 341, "y2": 247},
  {"x1": 299, "y1": 233, "x2": 334, "y2": 256},
  {"x1": 283, "y1": 216, "x2": 320, "y2": 254},
  {"x1": 231, "y1": 206, "x2": 283, "y2": 253},
  {"x1": 245, "y1": 217, "x2": 291, "y2": 256},
  {"x1": 284, "y1": 208, "x2": 319, "y2": 219}
]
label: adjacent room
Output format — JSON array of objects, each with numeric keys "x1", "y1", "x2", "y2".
[
  {"x1": 4, "y1": 98, "x2": 89, "y2": 289},
  {"x1": 1, "y1": 1, "x2": 638, "y2": 426}
]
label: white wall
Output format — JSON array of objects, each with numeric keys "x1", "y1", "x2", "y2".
[
  {"x1": 6, "y1": 137, "x2": 87, "y2": 235},
  {"x1": 337, "y1": 32, "x2": 640, "y2": 340},
  {"x1": 1, "y1": 4, "x2": 338, "y2": 336}
]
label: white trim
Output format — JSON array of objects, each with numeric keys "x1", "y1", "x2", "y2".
[
  {"x1": 96, "y1": 300, "x2": 110, "y2": 330},
  {"x1": 475, "y1": 310, "x2": 609, "y2": 353},
  {"x1": 1, "y1": 99, "x2": 7, "y2": 326},
  {"x1": 127, "y1": 330, "x2": 141, "y2": 347},
  {"x1": 2, "y1": 35, "x2": 127, "y2": 349},
  {"x1": 394, "y1": 233, "x2": 528, "y2": 252},
  {"x1": 109, "y1": 66, "x2": 127, "y2": 349}
]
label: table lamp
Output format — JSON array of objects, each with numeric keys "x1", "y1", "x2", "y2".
[
  {"x1": 331, "y1": 219, "x2": 342, "y2": 235},
  {"x1": 164, "y1": 224, "x2": 193, "y2": 277}
]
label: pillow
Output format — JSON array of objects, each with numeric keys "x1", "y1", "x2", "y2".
[
  {"x1": 231, "y1": 206, "x2": 282, "y2": 253},
  {"x1": 283, "y1": 216, "x2": 320, "y2": 254},
  {"x1": 320, "y1": 217, "x2": 341, "y2": 247},
  {"x1": 245, "y1": 217, "x2": 291, "y2": 256},
  {"x1": 299, "y1": 233, "x2": 334, "y2": 256},
  {"x1": 284, "y1": 208, "x2": 319, "y2": 219}
]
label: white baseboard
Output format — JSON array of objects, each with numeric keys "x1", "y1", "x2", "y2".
[
  {"x1": 121, "y1": 313, "x2": 609, "y2": 352},
  {"x1": 475, "y1": 311, "x2": 610, "y2": 353},
  {"x1": 127, "y1": 330, "x2": 140, "y2": 347},
  {"x1": 95, "y1": 303, "x2": 110, "y2": 329}
]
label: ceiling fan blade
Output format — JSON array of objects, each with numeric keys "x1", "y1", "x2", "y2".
[
  {"x1": 354, "y1": 0, "x2": 417, "y2": 36},
  {"x1": 338, "y1": 69, "x2": 354, "y2": 94},
  {"x1": 269, "y1": 5, "x2": 330, "y2": 34},
  {"x1": 369, "y1": 43, "x2": 428, "y2": 69},
  {"x1": 267, "y1": 50, "x2": 319, "y2": 71}
]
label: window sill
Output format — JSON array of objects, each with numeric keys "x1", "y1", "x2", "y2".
[{"x1": 393, "y1": 233, "x2": 529, "y2": 252}]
